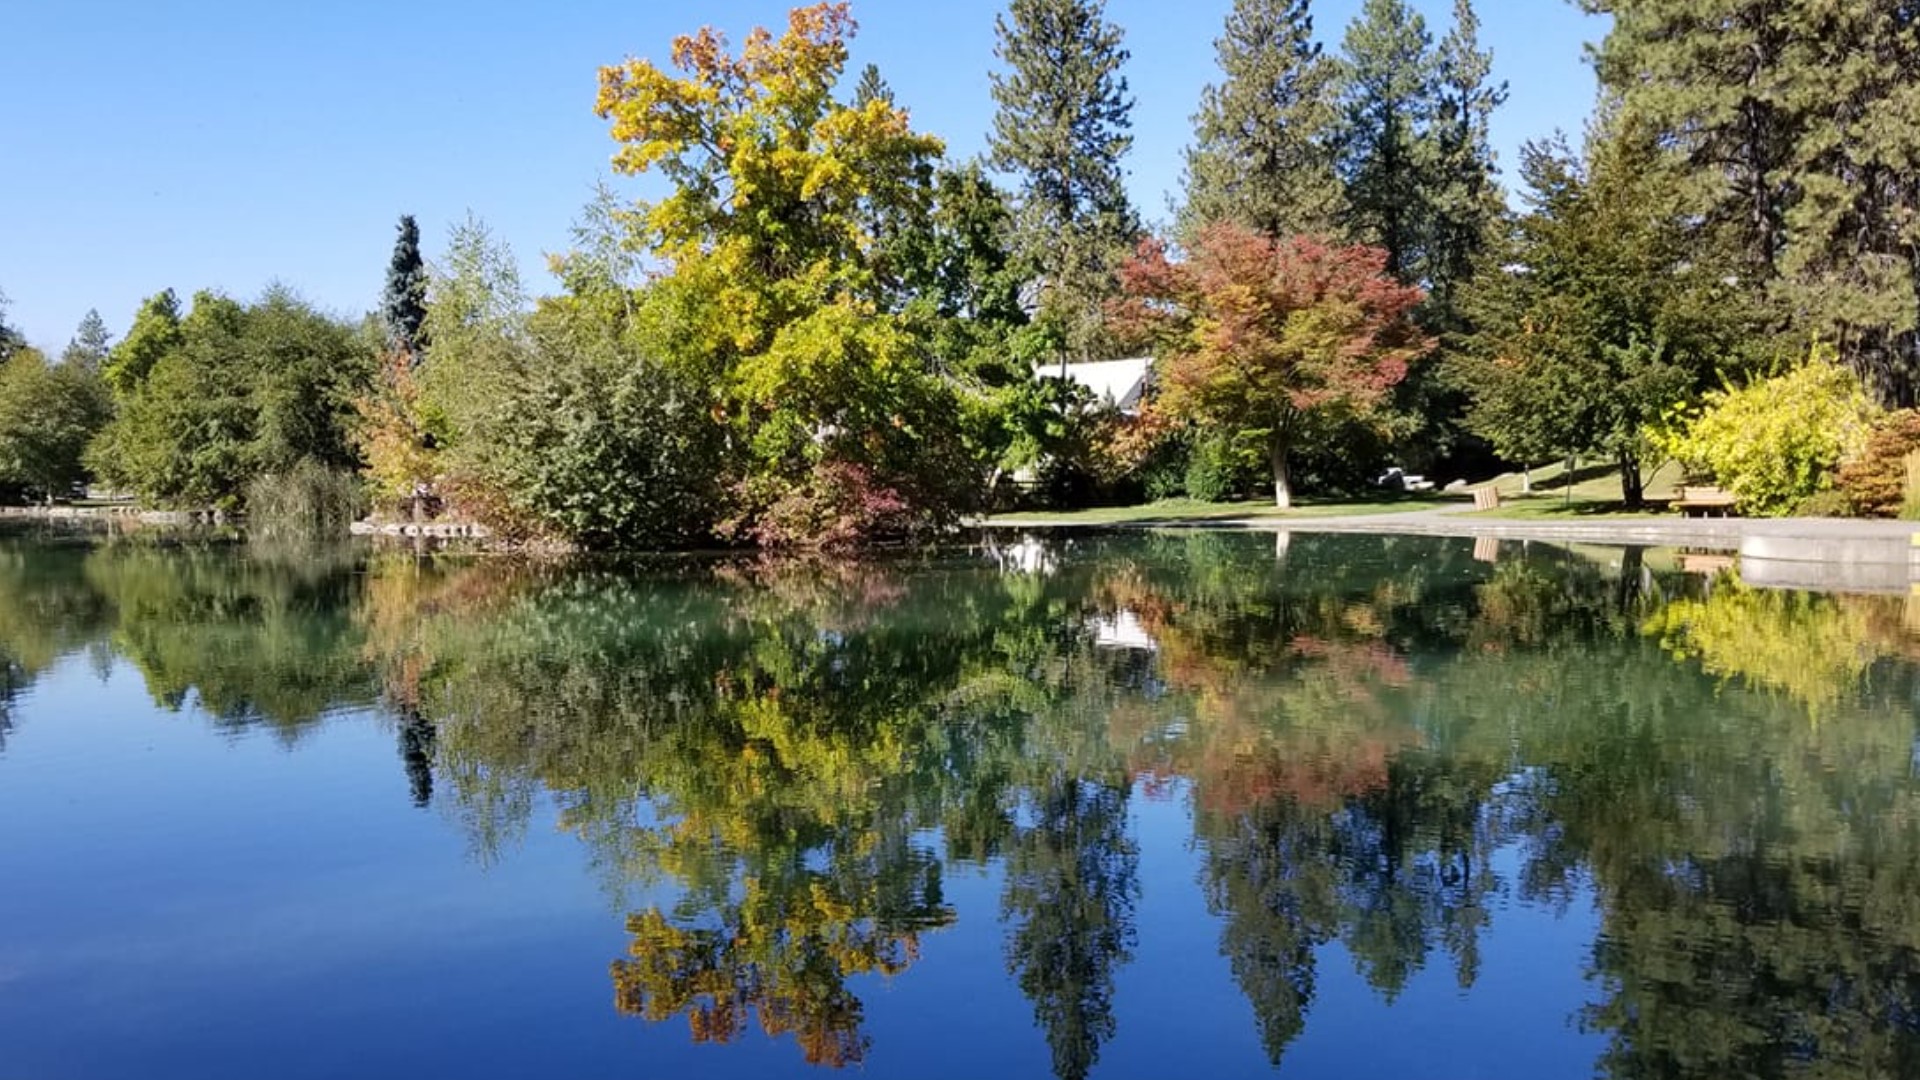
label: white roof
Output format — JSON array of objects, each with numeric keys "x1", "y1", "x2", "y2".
[{"x1": 1036, "y1": 356, "x2": 1153, "y2": 412}]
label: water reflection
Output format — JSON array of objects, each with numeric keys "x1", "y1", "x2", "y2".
[{"x1": 2, "y1": 526, "x2": 1919, "y2": 1078}]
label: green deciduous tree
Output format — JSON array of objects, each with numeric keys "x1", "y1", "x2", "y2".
[
  {"x1": 88, "y1": 289, "x2": 368, "y2": 509},
  {"x1": 1117, "y1": 224, "x2": 1429, "y2": 508},
  {"x1": 103, "y1": 289, "x2": 183, "y2": 398},
  {"x1": 594, "y1": 2, "x2": 977, "y2": 546},
  {"x1": 0, "y1": 347, "x2": 112, "y2": 501},
  {"x1": 1181, "y1": 0, "x2": 1342, "y2": 240},
  {"x1": 989, "y1": 0, "x2": 1139, "y2": 359}
]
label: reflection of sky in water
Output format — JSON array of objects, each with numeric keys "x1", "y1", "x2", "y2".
[{"x1": 0, "y1": 532, "x2": 1913, "y2": 1079}]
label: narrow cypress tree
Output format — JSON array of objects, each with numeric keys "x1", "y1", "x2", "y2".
[
  {"x1": 989, "y1": 0, "x2": 1139, "y2": 359},
  {"x1": 1181, "y1": 0, "x2": 1342, "y2": 240},
  {"x1": 381, "y1": 214, "x2": 429, "y2": 362}
]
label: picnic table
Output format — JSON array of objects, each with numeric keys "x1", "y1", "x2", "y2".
[{"x1": 1673, "y1": 484, "x2": 1737, "y2": 517}]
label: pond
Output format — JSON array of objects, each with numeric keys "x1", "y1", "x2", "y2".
[{"x1": 1, "y1": 528, "x2": 1917, "y2": 1079}]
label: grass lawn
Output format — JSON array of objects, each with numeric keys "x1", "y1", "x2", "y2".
[
  {"x1": 1469, "y1": 458, "x2": 1687, "y2": 519},
  {"x1": 986, "y1": 493, "x2": 1460, "y2": 526}
]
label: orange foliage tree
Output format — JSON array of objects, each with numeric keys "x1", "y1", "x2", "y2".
[{"x1": 1115, "y1": 224, "x2": 1429, "y2": 508}]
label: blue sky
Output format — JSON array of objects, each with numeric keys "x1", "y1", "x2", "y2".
[{"x1": 0, "y1": 0, "x2": 1601, "y2": 349}]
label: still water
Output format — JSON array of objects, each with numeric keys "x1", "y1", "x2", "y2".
[{"x1": 1, "y1": 528, "x2": 1916, "y2": 1079}]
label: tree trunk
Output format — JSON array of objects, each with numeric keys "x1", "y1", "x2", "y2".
[
  {"x1": 1520, "y1": 466, "x2": 1532, "y2": 495},
  {"x1": 1270, "y1": 436, "x2": 1293, "y2": 510},
  {"x1": 1618, "y1": 449, "x2": 1645, "y2": 510}
]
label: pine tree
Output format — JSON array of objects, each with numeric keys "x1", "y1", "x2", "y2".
[
  {"x1": 381, "y1": 214, "x2": 429, "y2": 362},
  {"x1": 0, "y1": 288, "x2": 22, "y2": 363},
  {"x1": 1425, "y1": 0, "x2": 1506, "y2": 327},
  {"x1": 989, "y1": 0, "x2": 1139, "y2": 359},
  {"x1": 1589, "y1": 0, "x2": 1920, "y2": 404},
  {"x1": 1181, "y1": 0, "x2": 1342, "y2": 240},
  {"x1": 1333, "y1": 0, "x2": 1438, "y2": 282},
  {"x1": 1774, "y1": 3, "x2": 1920, "y2": 404},
  {"x1": 61, "y1": 309, "x2": 112, "y2": 373},
  {"x1": 851, "y1": 62, "x2": 893, "y2": 107},
  {"x1": 1584, "y1": 0, "x2": 1794, "y2": 281}
]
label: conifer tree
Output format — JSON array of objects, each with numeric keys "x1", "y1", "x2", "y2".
[
  {"x1": 1181, "y1": 0, "x2": 1342, "y2": 240},
  {"x1": 1426, "y1": 0, "x2": 1506, "y2": 327},
  {"x1": 0, "y1": 289, "x2": 22, "y2": 363},
  {"x1": 381, "y1": 214, "x2": 429, "y2": 362},
  {"x1": 1333, "y1": 0, "x2": 1438, "y2": 282},
  {"x1": 989, "y1": 0, "x2": 1138, "y2": 359},
  {"x1": 851, "y1": 62, "x2": 893, "y2": 107},
  {"x1": 61, "y1": 309, "x2": 112, "y2": 373}
]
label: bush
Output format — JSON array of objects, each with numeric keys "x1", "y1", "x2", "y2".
[
  {"x1": 1653, "y1": 360, "x2": 1877, "y2": 516},
  {"x1": 1836, "y1": 410, "x2": 1920, "y2": 517},
  {"x1": 1183, "y1": 434, "x2": 1263, "y2": 502}
]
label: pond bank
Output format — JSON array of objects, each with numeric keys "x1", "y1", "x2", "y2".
[{"x1": 982, "y1": 504, "x2": 1920, "y2": 591}]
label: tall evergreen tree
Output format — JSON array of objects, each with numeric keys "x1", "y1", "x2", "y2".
[
  {"x1": 1181, "y1": 0, "x2": 1342, "y2": 240},
  {"x1": 989, "y1": 0, "x2": 1139, "y2": 359},
  {"x1": 1775, "y1": 4, "x2": 1920, "y2": 404},
  {"x1": 1583, "y1": 0, "x2": 1794, "y2": 280},
  {"x1": 1425, "y1": 0, "x2": 1506, "y2": 327},
  {"x1": 851, "y1": 61, "x2": 893, "y2": 107},
  {"x1": 61, "y1": 309, "x2": 112, "y2": 373},
  {"x1": 1333, "y1": 0, "x2": 1437, "y2": 282},
  {"x1": 381, "y1": 214, "x2": 429, "y2": 362},
  {"x1": 0, "y1": 288, "x2": 22, "y2": 363}
]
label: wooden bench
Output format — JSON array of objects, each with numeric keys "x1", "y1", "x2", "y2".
[{"x1": 1673, "y1": 484, "x2": 1738, "y2": 517}]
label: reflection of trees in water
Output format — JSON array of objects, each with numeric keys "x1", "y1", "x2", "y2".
[
  {"x1": 8, "y1": 530, "x2": 1920, "y2": 1077},
  {"x1": 1001, "y1": 773, "x2": 1138, "y2": 1080}
]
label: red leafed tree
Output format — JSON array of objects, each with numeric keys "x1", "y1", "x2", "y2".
[{"x1": 1116, "y1": 223, "x2": 1430, "y2": 508}]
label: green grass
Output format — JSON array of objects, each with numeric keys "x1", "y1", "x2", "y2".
[
  {"x1": 1468, "y1": 458, "x2": 1687, "y2": 519},
  {"x1": 985, "y1": 493, "x2": 1459, "y2": 526}
]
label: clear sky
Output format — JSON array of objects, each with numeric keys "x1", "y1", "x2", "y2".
[{"x1": 0, "y1": 0, "x2": 1602, "y2": 350}]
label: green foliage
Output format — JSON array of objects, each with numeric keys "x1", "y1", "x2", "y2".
[
  {"x1": 592, "y1": 4, "x2": 980, "y2": 545},
  {"x1": 1654, "y1": 359, "x2": 1878, "y2": 516},
  {"x1": 1183, "y1": 432, "x2": 1263, "y2": 502},
  {"x1": 989, "y1": 0, "x2": 1138, "y2": 358},
  {"x1": 1589, "y1": 1, "x2": 1920, "y2": 404},
  {"x1": 104, "y1": 289, "x2": 184, "y2": 398},
  {"x1": 476, "y1": 298, "x2": 726, "y2": 550},
  {"x1": 1456, "y1": 122, "x2": 1746, "y2": 506},
  {"x1": 89, "y1": 288, "x2": 369, "y2": 509},
  {"x1": 1181, "y1": 0, "x2": 1342, "y2": 240},
  {"x1": 0, "y1": 347, "x2": 112, "y2": 501}
]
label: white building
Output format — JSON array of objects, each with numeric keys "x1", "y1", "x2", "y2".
[{"x1": 1036, "y1": 356, "x2": 1153, "y2": 415}]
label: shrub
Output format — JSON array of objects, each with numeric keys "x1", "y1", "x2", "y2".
[
  {"x1": 1183, "y1": 434, "x2": 1263, "y2": 502},
  {"x1": 1653, "y1": 360, "x2": 1876, "y2": 516},
  {"x1": 1836, "y1": 410, "x2": 1920, "y2": 517}
]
